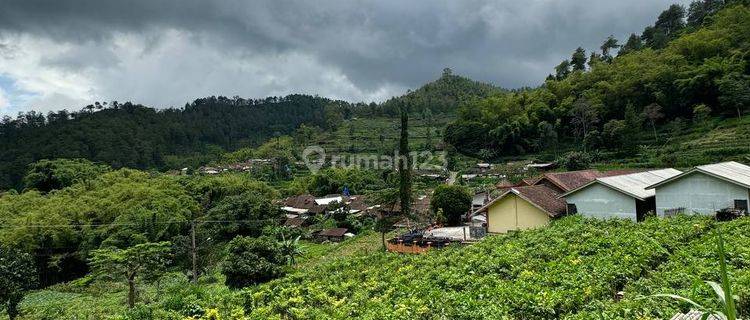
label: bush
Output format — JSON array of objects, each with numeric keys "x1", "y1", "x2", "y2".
[
  {"x1": 430, "y1": 185, "x2": 472, "y2": 226},
  {"x1": 557, "y1": 151, "x2": 593, "y2": 170},
  {"x1": 222, "y1": 236, "x2": 286, "y2": 289}
]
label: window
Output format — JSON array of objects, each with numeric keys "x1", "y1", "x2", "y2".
[
  {"x1": 566, "y1": 203, "x2": 578, "y2": 214},
  {"x1": 735, "y1": 199, "x2": 748, "y2": 212}
]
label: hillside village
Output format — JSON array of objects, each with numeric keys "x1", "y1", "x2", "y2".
[
  {"x1": 274, "y1": 161, "x2": 749, "y2": 255},
  {"x1": 2, "y1": 0, "x2": 750, "y2": 319}
]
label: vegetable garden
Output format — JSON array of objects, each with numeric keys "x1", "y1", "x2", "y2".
[{"x1": 242, "y1": 215, "x2": 738, "y2": 319}]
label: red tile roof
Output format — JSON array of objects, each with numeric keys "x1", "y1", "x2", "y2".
[
  {"x1": 535, "y1": 169, "x2": 644, "y2": 192},
  {"x1": 282, "y1": 194, "x2": 317, "y2": 210},
  {"x1": 478, "y1": 185, "x2": 566, "y2": 217},
  {"x1": 512, "y1": 185, "x2": 567, "y2": 217},
  {"x1": 541, "y1": 169, "x2": 602, "y2": 192}
]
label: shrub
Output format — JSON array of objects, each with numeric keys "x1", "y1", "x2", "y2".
[
  {"x1": 222, "y1": 236, "x2": 286, "y2": 289},
  {"x1": 557, "y1": 151, "x2": 593, "y2": 170},
  {"x1": 430, "y1": 185, "x2": 472, "y2": 226}
]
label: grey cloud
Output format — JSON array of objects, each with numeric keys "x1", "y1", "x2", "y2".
[{"x1": 0, "y1": 0, "x2": 692, "y2": 110}]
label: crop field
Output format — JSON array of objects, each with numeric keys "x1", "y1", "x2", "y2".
[
  {"x1": 15, "y1": 215, "x2": 750, "y2": 319},
  {"x1": 243, "y1": 216, "x2": 747, "y2": 319},
  {"x1": 315, "y1": 116, "x2": 454, "y2": 155}
]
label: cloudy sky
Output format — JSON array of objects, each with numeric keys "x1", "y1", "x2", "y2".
[{"x1": 0, "y1": 0, "x2": 689, "y2": 115}]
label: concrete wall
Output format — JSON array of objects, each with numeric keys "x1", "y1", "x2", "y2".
[
  {"x1": 565, "y1": 184, "x2": 638, "y2": 221},
  {"x1": 486, "y1": 194, "x2": 550, "y2": 233},
  {"x1": 655, "y1": 172, "x2": 750, "y2": 216}
]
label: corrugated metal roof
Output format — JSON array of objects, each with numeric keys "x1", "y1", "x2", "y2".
[
  {"x1": 564, "y1": 168, "x2": 682, "y2": 200},
  {"x1": 647, "y1": 161, "x2": 750, "y2": 189},
  {"x1": 696, "y1": 161, "x2": 750, "y2": 188},
  {"x1": 596, "y1": 168, "x2": 682, "y2": 200}
]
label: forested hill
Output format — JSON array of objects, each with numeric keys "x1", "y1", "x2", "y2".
[
  {"x1": 0, "y1": 95, "x2": 335, "y2": 189},
  {"x1": 0, "y1": 70, "x2": 499, "y2": 190},
  {"x1": 445, "y1": 2, "x2": 750, "y2": 160},
  {"x1": 376, "y1": 68, "x2": 503, "y2": 116}
]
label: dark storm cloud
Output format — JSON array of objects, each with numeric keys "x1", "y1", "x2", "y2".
[{"x1": 0, "y1": 0, "x2": 691, "y2": 111}]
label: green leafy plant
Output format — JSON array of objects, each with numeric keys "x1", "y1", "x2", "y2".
[
  {"x1": 644, "y1": 231, "x2": 739, "y2": 320},
  {"x1": 279, "y1": 234, "x2": 304, "y2": 266}
]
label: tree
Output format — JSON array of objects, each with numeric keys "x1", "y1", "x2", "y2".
[
  {"x1": 222, "y1": 236, "x2": 285, "y2": 288},
  {"x1": 571, "y1": 47, "x2": 587, "y2": 71},
  {"x1": 602, "y1": 119, "x2": 627, "y2": 149},
  {"x1": 588, "y1": 52, "x2": 603, "y2": 69},
  {"x1": 398, "y1": 101, "x2": 412, "y2": 221},
  {"x1": 583, "y1": 130, "x2": 602, "y2": 150},
  {"x1": 324, "y1": 104, "x2": 344, "y2": 131},
  {"x1": 619, "y1": 33, "x2": 643, "y2": 56},
  {"x1": 642, "y1": 26, "x2": 668, "y2": 49},
  {"x1": 568, "y1": 98, "x2": 599, "y2": 142},
  {"x1": 536, "y1": 121, "x2": 558, "y2": 153},
  {"x1": 369, "y1": 187, "x2": 400, "y2": 251},
  {"x1": 89, "y1": 242, "x2": 171, "y2": 308},
  {"x1": 430, "y1": 185, "x2": 472, "y2": 226},
  {"x1": 623, "y1": 104, "x2": 644, "y2": 152},
  {"x1": 204, "y1": 191, "x2": 281, "y2": 241},
  {"x1": 693, "y1": 103, "x2": 712, "y2": 123},
  {"x1": 655, "y1": 4, "x2": 687, "y2": 37},
  {"x1": 0, "y1": 247, "x2": 37, "y2": 320},
  {"x1": 716, "y1": 73, "x2": 750, "y2": 119},
  {"x1": 554, "y1": 60, "x2": 571, "y2": 80},
  {"x1": 688, "y1": 0, "x2": 725, "y2": 27},
  {"x1": 23, "y1": 158, "x2": 110, "y2": 192},
  {"x1": 600, "y1": 35, "x2": 620, "y2": 61},
  {"x1": 643, "y1": 103, "x2": 665, "y2": 141},
  {"x1": 558, "y1": 151, "x2": 593, "y2": 171}
]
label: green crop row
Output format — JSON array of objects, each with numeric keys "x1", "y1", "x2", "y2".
[
  {"x1": 567, "y1": 218, "x2": 750, "y2": 319},
  {"x1": 241, "y1": 216, "x2": 713, "y2": 319}
]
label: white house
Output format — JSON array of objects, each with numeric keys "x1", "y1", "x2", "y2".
[
  {"x1": 647, "y1": 161, "x2": 750, "y2": 217},
  {"x1": 561, "y1": 169, "x2": 682, "y2": 221}
]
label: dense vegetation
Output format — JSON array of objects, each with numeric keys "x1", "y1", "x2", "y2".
[
  {"x1": 0, "y1": 95, "x2": 336, "y2": 189},
  {"x1": 14, "y1": 215, "x2": 750, "y2": 319},
  {"x1": 2, "y1": 1, "x2": 750, "y2": 319},
  {"x1": 445, "y1": 2, "x2": 750, "y2": 160}
]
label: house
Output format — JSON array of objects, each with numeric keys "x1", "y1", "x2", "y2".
[
  {"x1": 315, "y1": 195, "x2": 344, "y2": 206},
  {"x1": 561, "y1": 169, "x2": 682, "y2": 221},
  {"x1": 524, "y1": 162, "x2": 557, "y2": 171},
  {"x1": 283, "y1": 217, "x2": 306, "y2": 228},
  {"x1": 471, "y1": 191, "x2": 489, "y2": 213},
  {"x1": 476, "y1": 185, "x2": 567, "y2": 233},
  {"x1": 316, "y1": 228, "x2": 349, "y2": 242},
  {"x1": 280, "y1": 194, "x2": 318, "y2": 214},
  {"x1": 530, "y1": 169, "x2": 642, "y2": 193},
  {"x1": 647, "y1": 161, "x2": 750, "y2": 217}
]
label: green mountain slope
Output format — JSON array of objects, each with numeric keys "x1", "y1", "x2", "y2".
[{"x1": 445, "y1": 4, "x2": 750, "y2": 162}]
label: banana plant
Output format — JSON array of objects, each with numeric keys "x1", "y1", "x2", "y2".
[{"x1": 279, "y1": 233, "x2": 304, "y2": 266}]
